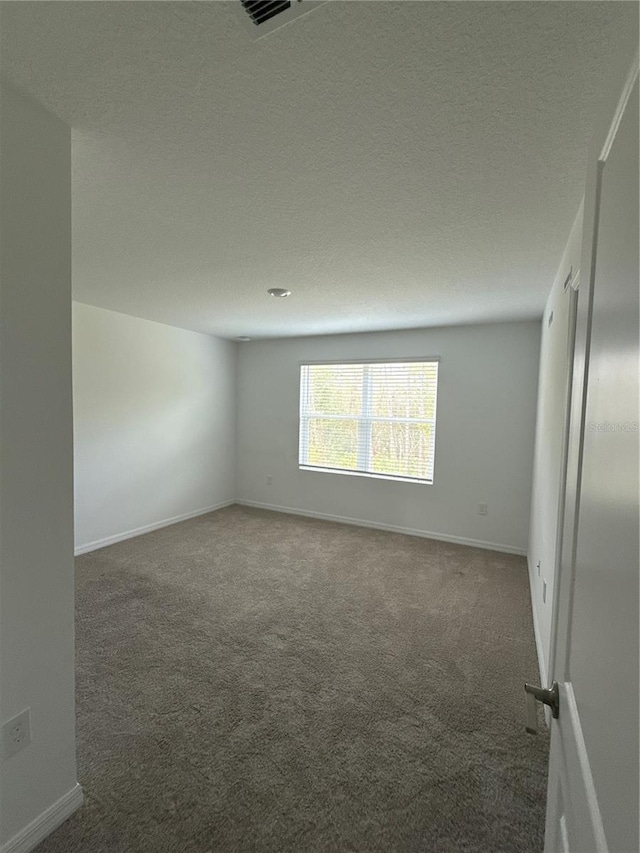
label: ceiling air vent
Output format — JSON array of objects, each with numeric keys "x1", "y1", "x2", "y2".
[
  {"x1": 240, "y1": 0, "x2": 292, "y2": 27},
  {"x1": 236, "y1": 0, "x2": 326, "y2": 39}
]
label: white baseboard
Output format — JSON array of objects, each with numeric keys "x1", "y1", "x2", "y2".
[
  {"x1": 1, "y1": 784, "x2": 83, "y2": 853},
  {"x1": 526, "y1": 554, "x2": 548, "y2": 688},
  {"x1": 236, "y1": 499, "x2": 527, "y2": 556},
  {"x1": 75, "y1": 499, "x2": 235, "y2": 556}
]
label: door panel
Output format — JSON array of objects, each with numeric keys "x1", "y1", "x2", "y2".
[
  {"x1": 567, "y1": 79, "x2": 639, "y2": 852},
  {"x1": 544, "y1": 56, "x2": 639, "y2": 853}
]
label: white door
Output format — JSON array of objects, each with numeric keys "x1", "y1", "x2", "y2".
[{"x1": 543, "y1": 53, "x2": 639, "y2": 853}]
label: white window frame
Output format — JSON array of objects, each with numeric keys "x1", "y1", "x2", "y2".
[{"x1": 298, "y1": 357, "x2": 439, "y2": 485}]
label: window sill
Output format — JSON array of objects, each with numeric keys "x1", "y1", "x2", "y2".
[{"x1": 299, "y1": 465, "x2": 433, "y2": 485}]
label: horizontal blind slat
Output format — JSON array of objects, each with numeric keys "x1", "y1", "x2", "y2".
[{"x1": 299, "y1": 360, "x2": 439, "y2": 482}]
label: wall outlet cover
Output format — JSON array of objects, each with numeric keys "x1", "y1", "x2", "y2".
[
  {"x1": 478, "y1": 503, "x2": 488, "y2": 516},
  {"x1": 2, "y1": 708, "x2": 31, "y2": 758}
]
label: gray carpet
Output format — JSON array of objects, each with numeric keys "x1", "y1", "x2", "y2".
[{"x1": 36, "y1": 505, "x2": 549, "y2": 853}]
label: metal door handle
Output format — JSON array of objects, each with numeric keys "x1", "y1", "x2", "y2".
[{"x1": 524, "y1": 680, "x2": 559, "y2": 734}]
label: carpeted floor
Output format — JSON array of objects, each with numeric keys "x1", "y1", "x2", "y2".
[{"x1": 36, "y1": 505, "x2": 549, "y2": 853}]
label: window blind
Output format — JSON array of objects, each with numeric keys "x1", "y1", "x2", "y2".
[{"x1": 299, "y1": 360, "x2": 439, "y2": 484}]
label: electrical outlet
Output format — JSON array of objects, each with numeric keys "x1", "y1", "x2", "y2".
[
  {"x1": 266, "y1": 475, "x2": 273, "y2": 486},
  {"x1": 543, "y1": 580, "x2": 547, "y2": 603},
  {"x1": 2, "y1": 708, "x2": 31, "y2": 758},
  {"x1": 478, "y1": 503, "x2": 488, "y2": 516}
]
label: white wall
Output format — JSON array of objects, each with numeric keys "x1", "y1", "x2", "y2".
[
  {"x1": 237, "y1": 322, "x2": 540, "y2": 554},
  {"x1": 0, "y1": 83, "x2": 79, "y2": 847},
  {"x1": 73, "y1": 303, "x2": 237, "y2": 553},
  {"x1": 527, "y1": 204, "x2": 584, "y2": 685}
]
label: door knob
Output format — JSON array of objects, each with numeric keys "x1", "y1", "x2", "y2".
[{"x1": 524, "y1": 681, "x2": 559, "y2": 734}]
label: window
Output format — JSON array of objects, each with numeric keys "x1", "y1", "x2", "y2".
[{"x1": 299, "y1": 359, "x2": 439, "y2": 484}]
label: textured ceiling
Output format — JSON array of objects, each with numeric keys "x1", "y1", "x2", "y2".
[{"x1": 1, "y1": 1, "x2": 637, "y2": 338}]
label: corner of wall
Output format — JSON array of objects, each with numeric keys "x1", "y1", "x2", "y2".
[
  {"x1": 0, "y1": 79, "x2": 77, "y2": 849},
  {"x1": 232, "y1": 339, "x2": 241, "y2": 502}
]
